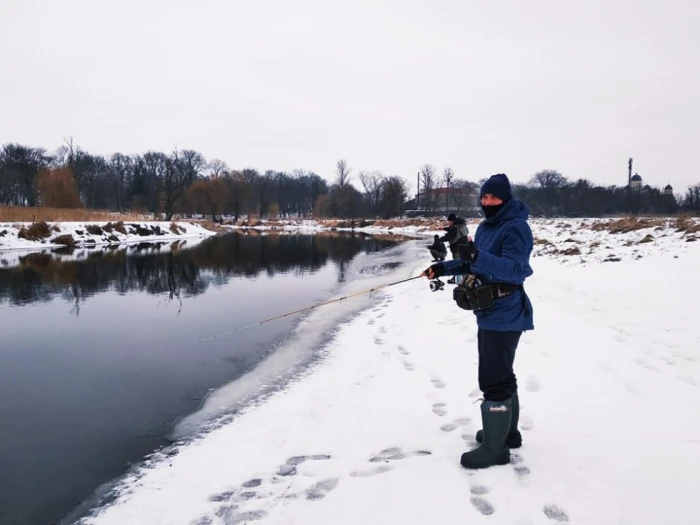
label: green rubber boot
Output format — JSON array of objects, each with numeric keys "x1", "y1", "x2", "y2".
[
  {"x1": 475, "y1": 389, "x2": 522, "y2": 448},
  {"x1": 461, "y1": 398, "x2": 512, "y2": 469}
]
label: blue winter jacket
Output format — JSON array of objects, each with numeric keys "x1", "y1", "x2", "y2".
[{"x1": 441, "y1": 199, "x2": 534, "y2": 332}]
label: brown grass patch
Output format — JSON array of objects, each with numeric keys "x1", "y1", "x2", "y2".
[
  {"x1": 51, "y1": 234, "x2": 76, "y2": 247},
  {"x1": 103, "y1": 221, "x2": 128, "y2": 235},
  {"x1": 169, "y1": 222, "x2": 186, "y2": 235},
  {"x1": 0, "y1": 206, "x2": 147, "y2": 222},
  {"x1": 590, "y1": 241, "x2": 601, "y2": 248},
  {"x1": 534, "y1": 238, "x2": 551, "y2": 245},
  {"x1": 637, "y1": 234, "x2": 655, "y2": 244},
  {"x1": 85, "y1": 224, "x2": 104, "y2": 235},
  {"x1": 590, "y1": 217, "x2": 665, "y2": 234},
  {"x1": 17, "y1": 221, "x2": 52, "y2": 241},
  {"x1": 674, "y1": 215, "x2": 700, "y2": 234},
  {"x1": 561, "y1": 246, "x2": 581, "y2": 256},
  {"x1": 200, "y1": 221, "x2": 228, "y2": 234}
]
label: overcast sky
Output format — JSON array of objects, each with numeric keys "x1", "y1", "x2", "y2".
[{"x1": 1, "y1": 0, "x2": 698, "y2": 193}]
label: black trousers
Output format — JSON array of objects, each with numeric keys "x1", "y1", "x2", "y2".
[{"x1": 477, "y1": 328, "x2": 522, "y2": 401}]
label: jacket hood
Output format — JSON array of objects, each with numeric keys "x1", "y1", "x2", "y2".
[{"x1": 483, "y1": 198, "x2": 530, "y2": 224}]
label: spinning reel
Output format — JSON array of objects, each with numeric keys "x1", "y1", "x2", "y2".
[{"x1": 429, "y1": 278, "x2": 445, "y2": 292}]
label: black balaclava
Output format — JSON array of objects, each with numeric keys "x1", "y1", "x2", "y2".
[{"x1": 480, "y1": 173, "x2": 513, "y2": 218}]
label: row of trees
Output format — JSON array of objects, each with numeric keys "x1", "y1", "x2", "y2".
[
  {"x1": 1, "y1": 141, "x2": 698, "y2": 219},
  {"x1": 510, "y1": 170, "x2": 697, "y2": 217},
  {"x1": 0, "y1": 142, "x2": 409, "y2": 220}
]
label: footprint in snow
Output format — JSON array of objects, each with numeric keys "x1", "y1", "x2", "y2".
[
  {"x1": 349, "y1": 464, "x2": 393, "y2": 478},
  {"x1": 209, "y1": 491, "x2": 234, "y2": 502},
  {"x1": 432, "y1": 403, "x2": 447, "y2": 417},
  {"x1": 470, "y1": 485, "x2": 489, "y2": 495},
  {"x1": 367, "y1": 319, "x2": 376, "y2": 325},
  {"x1": 376, "y1": 313, "x2": 386, "y2": 319},
  {"x1": 461, "y1": 433, "x2": 477, "y2": 446},
  {"x1": 403, "y1": 361, "x2": 415, "y2": 371},
  {"x1": 676, "y1": 373, "x2": 699, "y2": 387},
  {"x1": 286, "y1": 454, "x2": 332, "y2": 465},
  {"x1": 397, "y1": 345, "x2": 410, "y2": 355},
  {"x1": 470, "y1": 496, "x2": 495, "y2": 515},
  {"x1": 624, "y1": 382, "x2": 641, "y2": 395},
  {"x1": 440, "y1": 418, "x2": 471, "y2": 432},
  {"x1": 520, "y1": 415, "x2": 535, "y2": 431},
  {"x1": 368, "y1": 447, "x2": 432, "y2": 463},
  {"x1": 275, "y1": 454, "x2": 332, "y2": 477},
  {"x1": 431, "y1": 378, "x2": 447, "y2": 389},
  {"x1": 633, "y1": 357, "x2": 660, "y2": 372},
  {"x1": 305, "y1": 479, "x2": 339, "y2": 501},
  {"x1": 379, "y1": 326, "x2": 388, "y2": 334},
  {"x1": 374, "y1": 336, "x2": 384, "y2": 345},
  {"x1": 526, "y1": 379, "x2": 540, "y2": 392},
  {"x1": 659, "y1": 355, "x2": 677, "y2": 366},
  {"x1": 242, "y1": 478, "x2": 263, "y2": 488},
  {"x1": 511, "y1": 453, "x2": 531, "y2": 477},
  {"x1": 543, "y1": 504, "x2": 570, "y2": 522},
  {"x1": 215, "y1": 506, "x2": 268, "y2": 524}
]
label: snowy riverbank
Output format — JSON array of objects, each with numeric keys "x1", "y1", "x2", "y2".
[
  {"x1": 0, "y1": 220, "x2": 217, "y2": 252},
  {"x1": 76, "y1": 221, "x2": 700, "y2": 525}
]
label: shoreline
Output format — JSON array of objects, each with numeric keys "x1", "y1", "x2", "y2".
[
  {"x1": 0, "y1": 220, "x2": 218, "y2": 252},
  {"x1": 77, "y1": 233, "x2": 700, "y2": 525}
]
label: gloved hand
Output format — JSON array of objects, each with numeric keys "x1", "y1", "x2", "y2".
[
  {"x1": 458, "y1": 241, "x2": 479, "y2": 262},
  {"x1": 421, "y1": 262, "x2": 445, "y2": 279}
]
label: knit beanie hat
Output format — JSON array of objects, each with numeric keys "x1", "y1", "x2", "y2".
[{"x1": 480, "y1": 173, "x2": 513, "y2": 202}]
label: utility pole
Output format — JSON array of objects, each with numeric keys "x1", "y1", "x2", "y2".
[{"x1": 416, "y1": 171, "x2": 420, "y2": 210}]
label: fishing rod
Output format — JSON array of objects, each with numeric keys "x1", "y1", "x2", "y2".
[{"x1": 199, "y1": 274, "x2": 423, "y2": 343}]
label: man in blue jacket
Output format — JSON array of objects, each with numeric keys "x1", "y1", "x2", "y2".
[{"x1": 422, "y1": 173, "x2": 534, "y2": 470}]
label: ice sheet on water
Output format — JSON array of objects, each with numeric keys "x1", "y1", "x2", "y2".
[{"x1": 170, "y1": 241, "x2": 412, "y2": 440}]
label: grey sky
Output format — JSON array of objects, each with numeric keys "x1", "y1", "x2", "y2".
[{"x1": 2, "y1": 0, "x2": 699, "y2": 194}]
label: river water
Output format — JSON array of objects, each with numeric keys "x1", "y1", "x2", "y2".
[{"x1": 0, "y1": 230, "x2": 412, "y2": 525}]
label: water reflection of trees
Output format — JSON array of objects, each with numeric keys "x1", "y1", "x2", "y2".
[{"x1": 0, "y1": 231, "x2": 406, "y2": 309}]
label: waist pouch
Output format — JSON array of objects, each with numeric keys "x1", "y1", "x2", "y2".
[{"x1": 453, "y1": 275, "x2": 522, "y2": 311}]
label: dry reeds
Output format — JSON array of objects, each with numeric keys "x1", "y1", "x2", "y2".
[
  {"x1": 17, "y1": 222, "x2": 52, "y2": 241},
  {"x1": 674, "y1": 214, "x2": 700, "y2": 234},
  {"x1": 590, "y1": 217, "x2": 665, "y2": 234},
  {"x1": 0, "y1": 206, "x2": 148, "y2": 223}
]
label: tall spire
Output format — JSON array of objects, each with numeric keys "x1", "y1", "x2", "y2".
[{"x1": 628, "y1": 157, "x2": 633, "y2": 187}]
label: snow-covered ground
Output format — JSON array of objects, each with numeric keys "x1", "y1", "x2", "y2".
[
  {"x1": 75, "y1": 218, "x2": 700, "y2": 525},
  {"x1": 0, "y1": 220, "x2": 217, "y2": 252},
  {"x1": 0, "y1": 236, "x2": 211, "y2": 269}
]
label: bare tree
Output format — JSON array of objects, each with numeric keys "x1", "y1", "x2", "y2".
[
  {"x1": 333, "y1": 159, "x2": 352, "y2": 217},
  {"x1": 379, "y1": 176, "x2": 408, "y2": 219},
  {"x1": 419, "y1": 164, "x2": 436, "y2": 212},
  {"x1": 529, "y1": 169, "x2": 569, "y2": 215},
  {"x1": 207, "y1": 159, "x2": 229, "y2": 178},
  {"x1": 530, "y1": 169, "x2": 568, "y2": 191},
  {"x1": 358, "y1": 170, "x2": 384, "y2": 216},
  {"x1": 335, "y1": 159, "x2": 351, "y2": 189},
  {"x1": 0, "y1": 143, "x2": 52, "y2": 206}
]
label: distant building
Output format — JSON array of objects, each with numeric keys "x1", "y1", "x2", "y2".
[
  {"x1": 630, "y1": 173, "x2": 643, "y2": 190},
  {"x1": 664, "y1": 184, "x2": 674, "y2": 196},
  {"x1": 416, "y1": 186, "x2": 480, "y2": 214}
]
